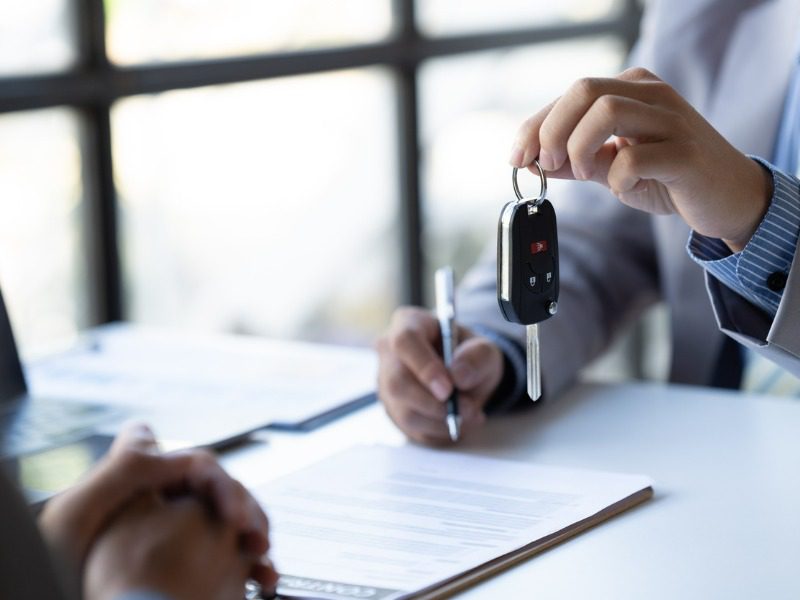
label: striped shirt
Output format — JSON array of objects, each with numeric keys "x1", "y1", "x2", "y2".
[{"x1": 687, "y1": 158, "x2": 800, "y2": 316}]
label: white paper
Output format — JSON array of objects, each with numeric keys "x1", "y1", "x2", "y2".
[
  {"x1": 255, "y1": 444, "x2": 652, "y2": 600},
  {"x1": 25, "y1": 325, "x2": 377, "y2": 445}
]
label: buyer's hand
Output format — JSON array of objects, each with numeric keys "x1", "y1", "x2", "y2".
[
  {"x1": 84, "y1": 493, "x2": 270, "y2": 600},
  {"x1": 38, "y1": 423, "x2": 274, "y2": 589},
  {"x1": 509, "y1": 67, "x2": 773, "y2": 252},
  {"x1": 376, "y1": 307, "x2": 504, "y2": 445}
]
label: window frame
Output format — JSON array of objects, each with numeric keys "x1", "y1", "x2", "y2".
[{"x1": 0, "y1": 0, "x2": 642, "y2": 325}]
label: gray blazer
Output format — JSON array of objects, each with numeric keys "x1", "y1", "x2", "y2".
[
  {"x1": 458, "y1": 0, "x2": 800, "y2": 399},
  {"x1": 0, "y1": 469, "x2": 73, "y2": 599}
]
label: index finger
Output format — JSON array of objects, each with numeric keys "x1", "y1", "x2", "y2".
[
  {"x1": 513, "y1": 71, "x2": 666, "y2": 171},
  {"x1": 509, "y1": 98, "x2": 557, "y2": 168},
  {"x1": 386, "y1": 308, "x2": 452, "y2": 402}
]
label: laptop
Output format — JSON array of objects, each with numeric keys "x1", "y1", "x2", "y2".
[{"x1": 0, "y1": 288, "x2": 120, "y2": 460}]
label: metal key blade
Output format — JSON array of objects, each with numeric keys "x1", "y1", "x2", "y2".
[{"x1": 526, "y1": 323, "x2": 542, "y2": 400}]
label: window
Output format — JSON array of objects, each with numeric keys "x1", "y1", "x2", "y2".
[
  {"x1": 113, "y1": 69, "x2": 399, "y2": 341},
  {"x1": 0, "y1": 0, "x2": 641, "y2": 354},
  {"x1": 0, "y1": 109, "x2": 89, "y2": 352},
  {"x1": 416, "y1": 0, "x2": 623, "y2": 36},
  {"x1": 0, "y1": 1, "x2": 76, "y2": 76},
  {"x1": 106, "y1": 0, "x2": 394, "y2": 65}
]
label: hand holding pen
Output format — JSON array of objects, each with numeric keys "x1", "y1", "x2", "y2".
[{"x1": 376, "y1": 271, "x2": 505, "y2": 445}]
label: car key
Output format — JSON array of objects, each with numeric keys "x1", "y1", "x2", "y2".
[{"x1": 497, "y1": 160, "x2": 559, "y2": 400}]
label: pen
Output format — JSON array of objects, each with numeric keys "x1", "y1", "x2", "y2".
[{"x1": 434, "y1": 266, "x2": 461, "y2": 442}]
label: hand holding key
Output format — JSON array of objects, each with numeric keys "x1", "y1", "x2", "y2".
[
  {"x1": 376, "y1": 307, "x2": 503, "y2": 445},
  {"x1": 509, "y1": 67, "x2": 772, "y2": 252}
]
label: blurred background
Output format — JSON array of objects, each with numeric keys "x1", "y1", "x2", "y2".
[{"x1": 0, "y1": 0, "x2": 661, "y2": 379}]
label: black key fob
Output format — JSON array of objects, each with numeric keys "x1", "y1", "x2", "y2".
[{"x1": 497, "y1": 198, "x2": 559, "y2": 325}]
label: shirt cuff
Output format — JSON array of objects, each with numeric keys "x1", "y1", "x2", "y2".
[
  {"x1": 470, "y1": 326, "x2": 527, "y2": 414},
  {"x1": 687, "y1": 157, "x2": 800, "y2": 317}
]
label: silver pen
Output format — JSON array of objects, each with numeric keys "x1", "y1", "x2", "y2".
[{"x1": 434, "y1": 266, "x2": 461, "y2": 442}]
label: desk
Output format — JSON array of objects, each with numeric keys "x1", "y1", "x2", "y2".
[{"x1": 221, "y1": 382, "x2": 800, "y2": 599}]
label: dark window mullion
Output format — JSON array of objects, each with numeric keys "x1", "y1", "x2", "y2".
[
  {"x1": 0, "y1": 19, "x2": 635, "y2": 113},
  {"x1": 78, "y1": 0, "x2": 123, "y2": 323},
  {"x1": 81, "y1": 105, "x2": 122, "y2": 323},
  {"x1": 393, "y1": 0, "x2": 424, "y2": 306}
]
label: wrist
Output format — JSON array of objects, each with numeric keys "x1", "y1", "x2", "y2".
[{"x1": 723, "y1": 158, "x2": 773, "y2": 252}]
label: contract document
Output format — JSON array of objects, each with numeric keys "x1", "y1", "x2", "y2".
[{"x1": 255, "y1": 444, "x2": 653, "y2": 600}]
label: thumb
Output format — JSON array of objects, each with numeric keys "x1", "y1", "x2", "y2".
[
  {"x1": 450, "y1": 337, "x2": 503, "y2": 392},
  {"x1": 110, "y1": 422, "x2": 159, "y2": 456}
]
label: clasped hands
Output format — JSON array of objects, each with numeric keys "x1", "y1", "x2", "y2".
[{"x1": 38, "y1": 424, "x2": 277, "y2": 600}]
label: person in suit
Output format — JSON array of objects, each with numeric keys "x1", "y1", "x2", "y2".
[
  {"x1": 377, "y1": 0, "x2": 800, "y2": 444},
  {"x1": 0, "y1": 423, "x2": 276, "y2": 600}
]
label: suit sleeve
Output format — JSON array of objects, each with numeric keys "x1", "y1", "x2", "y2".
[
  {"x1": 0, "y1": 470, "x2": 76, "y2": 600},
  {"x1": 457, "y1": 180, "x2": 661, "y2": 409}
]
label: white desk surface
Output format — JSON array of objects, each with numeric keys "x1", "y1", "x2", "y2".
[{"x1": 221, "y1": 382, "x2": 800, "y2": 599}]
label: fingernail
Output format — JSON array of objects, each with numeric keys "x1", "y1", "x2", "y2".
[
  {"x1": 509, "y1": 144, "x2": 524, "y2": 167},
  {"x1": 430, "y1": 377, "x2": 451, "y2": 401},
  {"x1": 538, "y1": 149, "x2": 554, "y2": 171},
  {"x1": 126, "y1": 422, "x2": 159, "y2": 453},
  {"x1": 129, "y1": 422, "x2": 154, "y2": 437}
]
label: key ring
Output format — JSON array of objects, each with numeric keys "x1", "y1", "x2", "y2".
[{"x1": 512, "y1": 159, "x2": 547, "y2": 207}]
